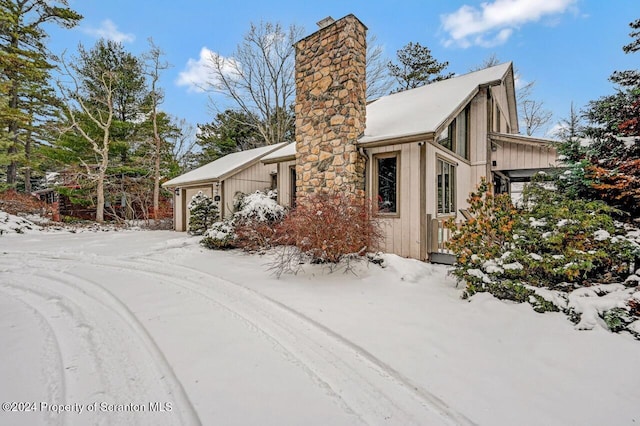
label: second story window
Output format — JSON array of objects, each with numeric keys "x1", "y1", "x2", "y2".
[{"x1": 437, "y1": 106, "x2": 470, "y2": 160}]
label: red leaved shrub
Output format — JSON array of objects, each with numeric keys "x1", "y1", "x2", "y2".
[
  {"x1": 274, "y1": 192, "x2": 382, "y2": 263},
  {"x1": 0, "y1": 190, "x2": 52, "y2": 217}
]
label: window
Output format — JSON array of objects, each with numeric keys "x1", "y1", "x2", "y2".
[
  {"x1": 455, "y1": 106, "x2": 470, "y2": 159},
  {"x1": 374, "y1": 153, "x2": 398, "y2": 214},
  {"x1": 437, "y1": 158, "x2": 455, "y2": 215},
  {"x1": 436, "y1": 122, "x2": 454, "y2": 151},
  {"x1": 437, "y1": 106, "x2": 470, "y2": 159},
  {"x1": 289, "y1": 166, "x2": 297, "y2": 208}
]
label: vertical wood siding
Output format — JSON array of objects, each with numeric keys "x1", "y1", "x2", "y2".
[
  {"x1": 492, "y1": 141, "x2": 558, "y2": 171},
  {"x1": 182, "y1": 186, "x2": 213, "y2": 232},
  {"x1": 276, "y1": 160, "x2": 296, "y2": 208},
  {"x1": 367, "y1": 143, "x2": 421, "y2": 259},
  {"x1": 223, "y1": 163, "x2": 276, "y2": 218}
]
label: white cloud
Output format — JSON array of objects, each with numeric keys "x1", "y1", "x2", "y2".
[
  {"x1": 82, "y1": 19, "x2": 135, "y2": 43},
  {"x1": 441, "y1": 0, "x2": 577, "y2": 48},
  {"x1": 176, "y1": 47, "x2": 239, "y2": 94}
]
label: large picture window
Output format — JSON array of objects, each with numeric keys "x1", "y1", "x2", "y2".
[
  {"x1": 437, "y1": 158, "x2": 456, "y2": 215},
  {"x1": 374, "y1": 153, "x2": 398, "y2": 214}
]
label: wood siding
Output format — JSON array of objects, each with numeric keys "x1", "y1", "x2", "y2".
[
  {"x1": 367, "y1": 143, "x2": 422, "y2": 259},
  {"x1": 222, "y1": 162, "x2": 275, "y2": 218},
  {"x1": 177, "y1": 185, "x2": 214, "y2": 232},
  {"x1": 469, "y1": 88, "x2": 489, "y2": 185},
  {"x1": 492, "y1": 141, "x2": 558, "y2": 171},
  {"x1": 490, "y1": 84, "x2": 511, "y2": 131},
  {"x1": 276, "y1": 160, "x2": 296, "y2": 208}
]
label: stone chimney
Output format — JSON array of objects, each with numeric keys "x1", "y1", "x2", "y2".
[{"x1": 294, "y1": 14, "x2": 367, "y2": 201}]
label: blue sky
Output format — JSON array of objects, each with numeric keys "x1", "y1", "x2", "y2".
[{"x1": 47, "y1": 0, "x2": 638, "y2": 137}]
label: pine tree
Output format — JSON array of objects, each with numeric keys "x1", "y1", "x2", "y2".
[
  {"x1": 187, "y1": 191, "x2": 218, "y2": 235},
  {"x1": 0, "y1": 0, "x2": 81, "y2": 188},
  {"x1": 387, "y1": 42, "x2": 453, "y2": 93},
  {"x1": 558, "y1": 18, "x2": 640, "y2": 216}
]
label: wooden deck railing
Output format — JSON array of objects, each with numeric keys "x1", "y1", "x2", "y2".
[{"x1": 426, "y1": 211, "x2": 467, "y2": 262}]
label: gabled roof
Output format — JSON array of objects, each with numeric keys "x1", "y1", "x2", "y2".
[
  {"x1": 360, "y1": 62, "x2": 514, "y2": 144},
  {"x1": 163, "y1": 142, "x2": 286, "y2": 187},
  {"x1": 262, "y1": 142, "x2": 296, "y2": 164}
]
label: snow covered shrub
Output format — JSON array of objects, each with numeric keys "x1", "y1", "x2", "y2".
[
  {"x1": 233, "y1": 191, "x2": 286, "y2": 251},
  {"x1": 188, "y1": 191, "x2": 219, "y2": 236},
  {"x1": 447, "y1": 177, "x2": 640, "y2": 337},
  {"x1": 273, "y1": 192, "x2": 382, "y2": 264},
  {"x1": 201, "y1": 219, "x2": 236, "y2": 249},
  {"x1": 199, "y1": 190, "x2": 286, "y2": 251}
]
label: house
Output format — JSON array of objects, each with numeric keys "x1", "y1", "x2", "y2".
[
  {"x1": 263, "y1": 14, "x2": 558, "y2": 262},
  {"x1": 163, "y1": 143, "x2": 286, "y2": 231}
]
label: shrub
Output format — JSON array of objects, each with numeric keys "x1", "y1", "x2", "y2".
[
  {"x1": 233, "y1": 190, "x2": 286, "y2": 251},
  {"x1": 273, "y1": 192, "x2": 382, "y2": 264},
  {"x1": 188, "y1": 191, "x2": 219, "y2": 236},
  {"x1": 447, "y1": 177, "x2": 640, "y2": 337},
  {"x1": 200, "y1": 190, "x2": 286, "y2": 251},
  {"x1": 201, "y1": 220, "x2": 236, "y2": 249}
]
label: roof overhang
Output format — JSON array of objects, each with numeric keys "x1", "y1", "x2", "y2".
[{"x1": 490, "y1": 132, "x2": 556, "y2": 147}]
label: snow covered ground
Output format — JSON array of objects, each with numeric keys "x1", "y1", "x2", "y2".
[{"x1": 1, "y1": 225, "x2": 639, "y2": 425}]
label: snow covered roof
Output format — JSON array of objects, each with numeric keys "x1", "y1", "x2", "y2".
[
  {"x1": 261, "y1": 142, "x2": 296, "y2": 164},
  {"x1": 163, "y1": 143, "x2": 287, "y2": 187},
  {"x1": 360, "y1": 62, "x2": 513, "y2": 144}
]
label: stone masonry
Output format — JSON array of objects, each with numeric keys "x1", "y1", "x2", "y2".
[{"x1": 294, "y1": 15, "x2": 367, "y2": 201}]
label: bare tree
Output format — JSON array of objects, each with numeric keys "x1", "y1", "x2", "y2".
[
  {"x1": 206, "y1": 21, "x2": 302, "y2": 146},
  {"x1": 468, "y1": 53, "x2": 501, "y2": 72},
  {"x1": 143, "y1": 39, "x2": 170, "y2": 219},
  {"x1": 521, "y1": 99, "x2": 553, "y2": 136},
  {"x1": 58, "y1": 51, "x2": 116, "y2": 223},
  {"x1": 169, "y1": 118, "x2": 197, "y2": 173},
  {"x1": 366, "y1": 34, "x2": 393, "y2": 100},
  {"x1": 472, "y1": 54, "x2": 552, "y2": 136}
]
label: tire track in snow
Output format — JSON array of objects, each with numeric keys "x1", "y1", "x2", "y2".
[
  {"x1": 133, "y1": 256, "x2": 477, "y2": 426},
  {"x1": 0, "y1": 287, "x2": 66, "y2": 426},
  {"x1": 56, "y1": 252, "x2": 474, "y2": 426},
  {"x1": 2, "y1": 250, "x2": 475, "y2": 425},
  {"x1": 0, "y1": 265, "x2": 201, "y2": 426}
]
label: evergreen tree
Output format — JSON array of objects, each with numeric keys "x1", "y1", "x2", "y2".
[
  {"x1": 387, "y1": 42, "x2": 453, "y2": 93},
  {"x1": 195, "y1": 109, "x2": 264, "y2": 167},
  {"x1": 187, "y1": 191, "x2": 218, "y2": 235},
  {"x1": 0, "y1": 0, "x2": 82, "y2": 188},
  {"x1": 556, "y1": 18, "x2": 640, "y2": 216},
  {"x1": 55, "y1": 39, "x2": 144, "y2": 222}
]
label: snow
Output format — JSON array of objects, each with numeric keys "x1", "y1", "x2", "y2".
[
  {"x1": 1, "y1": 229, "x2": 640, "y2": 425},
  {"x1": 528, "y1": 217, "x2": 547, "y2": 227},
  {"x1": 568, "y1": 284, "x2": 633, "y2": 330},
  {"x1": 0, "y1": 211, "x2": 42, "y2": 234},
  {"x1": 593, "y1": 229, "x2": 611, "y2": 241},
  {"x1": 261, "y1": 142, "x2": 296, "y2": 163},
  {"x1": 361, "y1": 63, "x2": 512, "y2": 144},
  {"x1": 162, "y1": 143, "x2": 287, "y2": 187},
  {"x1": 529, "y1": 253, "x2": 543, "y2": 261}
]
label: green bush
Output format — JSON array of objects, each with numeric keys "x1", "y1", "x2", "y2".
[
  {"x1": 447, "y1": 177, "x2": 640, "y2": 338},
  {"x1": 188, "y1": 191, "x2": 219, "y2": 236}
]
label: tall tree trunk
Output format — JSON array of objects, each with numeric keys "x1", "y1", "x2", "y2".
[
  {"x1": 7, "y1": 74, "x2": 19, "y2": 186},
  {"x1": 153, "y1": 144, "x2": 160, "y2": 219},
  {"x1": 96, "y1": 174, "x2": 105, "y2": 223},
  {"x1": 24, "y1": 130, "x2": 32, "y2": 193},
  {"x1": 152, "y1": 116, "x2": 161, "y2": 220},
  {"x1": 96, "y1": 147, "x2": 110, "y2": 223}
]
